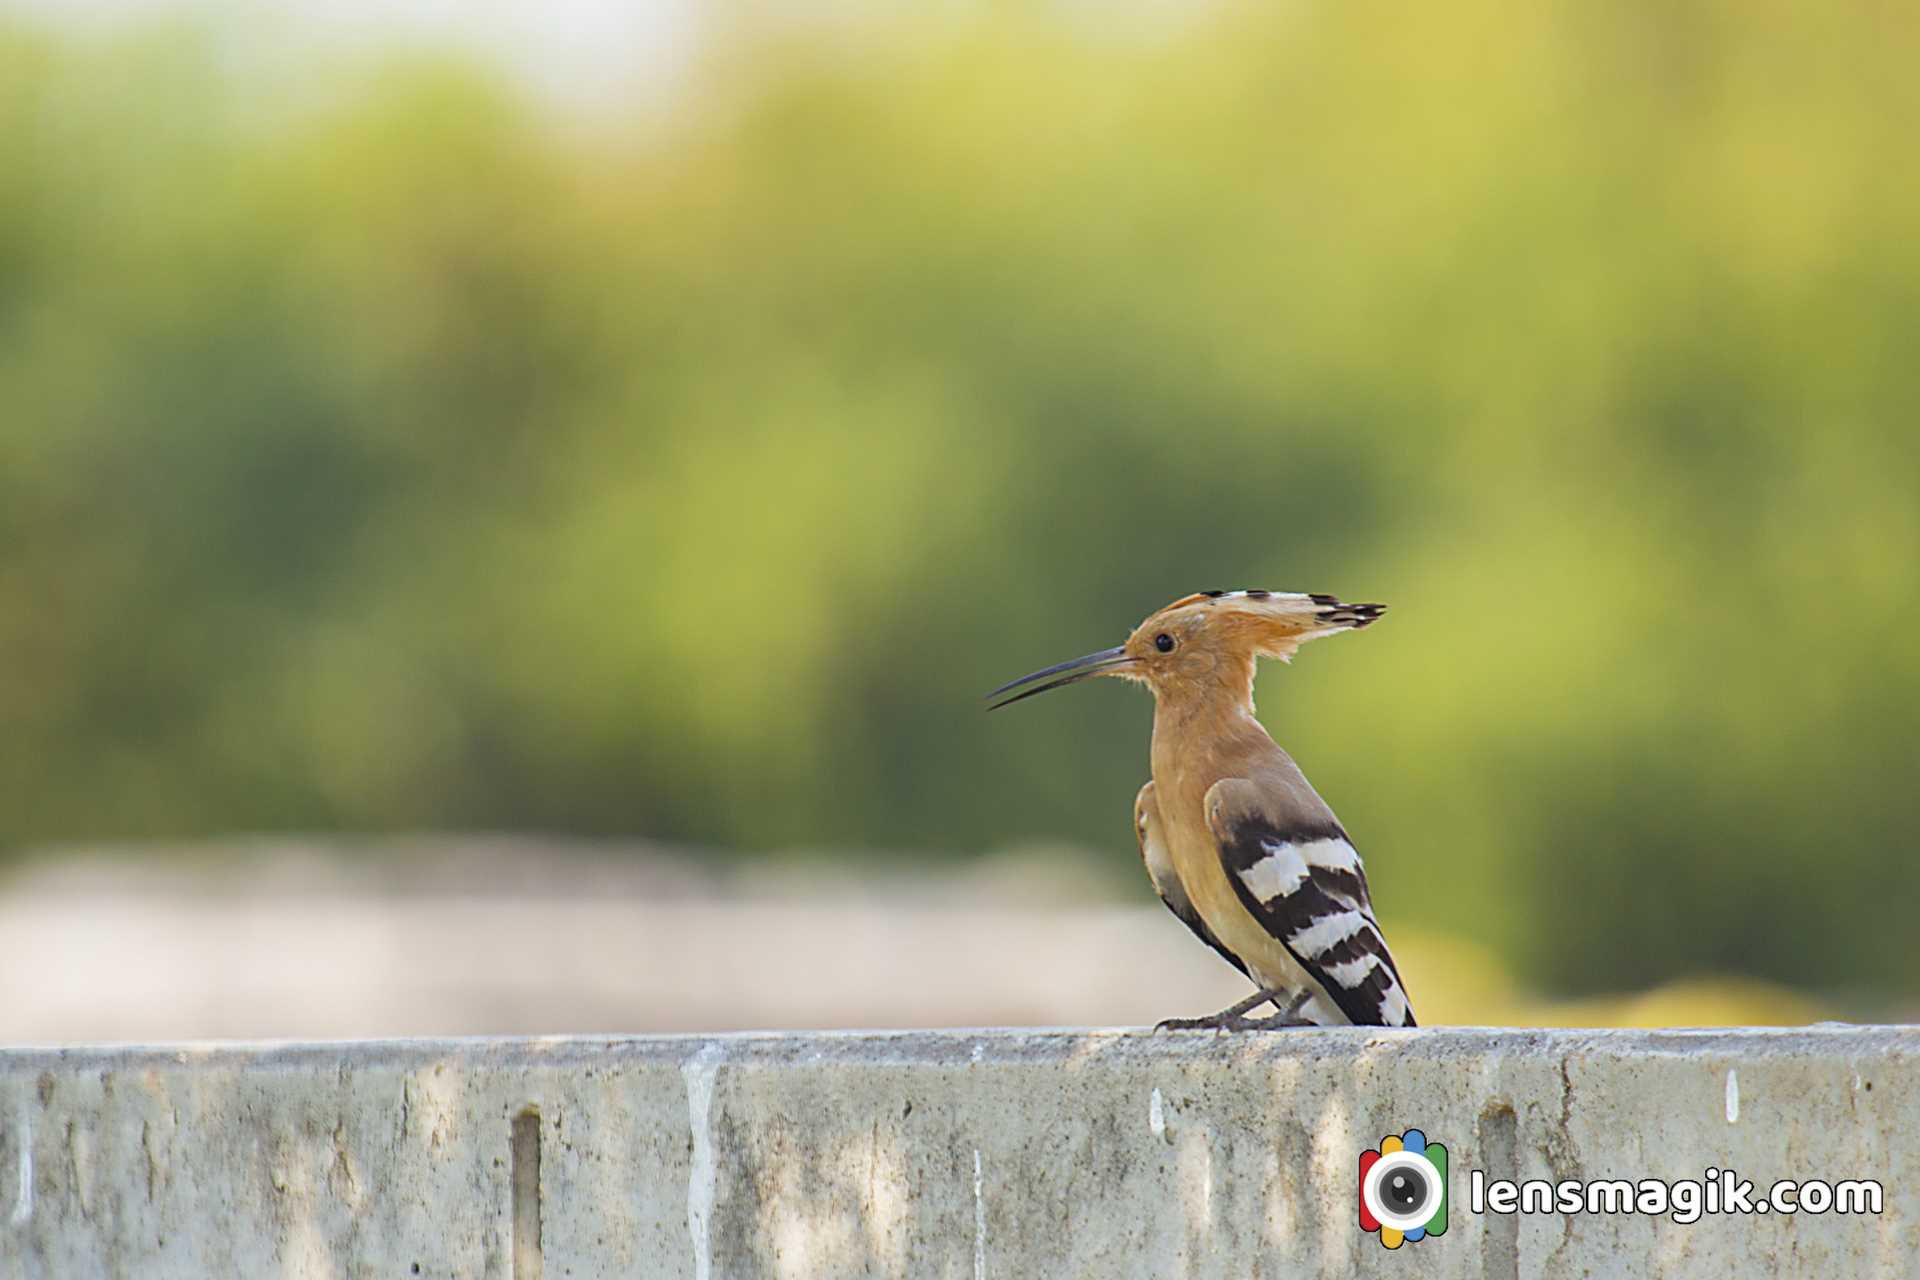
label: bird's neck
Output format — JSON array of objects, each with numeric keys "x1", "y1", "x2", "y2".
[
  {"x1": 1151, "y1": 651, "x2": 1259, "y2": 731},
  {"x1": 1148, "y1": 666, "x2": 1272, "y2": 799}
]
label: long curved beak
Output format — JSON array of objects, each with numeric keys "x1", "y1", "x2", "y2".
[{"x1": 985, "y1": 645, "x2": 1133, "y2": 710}]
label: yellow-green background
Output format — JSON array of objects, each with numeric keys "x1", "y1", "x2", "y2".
[{"x1": 3, "y1": 2, "x2": 1915, "y2": 1021}]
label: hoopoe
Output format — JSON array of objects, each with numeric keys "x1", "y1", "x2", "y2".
[{"x1": 989, "y1": 589, "x2": 1414, "y2": 1029}]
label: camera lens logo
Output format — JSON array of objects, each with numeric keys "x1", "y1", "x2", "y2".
[{"x1": 1358, "y1": 1129, "x2": 1448, "y2": 1249}]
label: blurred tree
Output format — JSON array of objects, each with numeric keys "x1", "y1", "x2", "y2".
[{"x1": 0, "y1": 0, "x2": 1915, "y2": 997}]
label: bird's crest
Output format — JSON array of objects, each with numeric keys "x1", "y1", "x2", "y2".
[{"x1": 1141, "y1": 589, "x2": 1385, "y2": 662}]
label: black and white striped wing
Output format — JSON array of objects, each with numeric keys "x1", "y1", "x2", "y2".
[{"x1": 1204, "y1": 780, "x2": 1415, "y2": 1027}]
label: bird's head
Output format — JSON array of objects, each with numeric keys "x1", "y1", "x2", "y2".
[{"x1": 987, "y1": 589, "x2": 1385, "y2": 710}]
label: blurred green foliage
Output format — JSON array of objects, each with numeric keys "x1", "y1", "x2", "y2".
[{"x1": 2, "y1": 3, "x2": 1916, "y2": 999}]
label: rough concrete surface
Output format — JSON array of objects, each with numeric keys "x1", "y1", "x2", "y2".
[{"x1": 0, "y1": 1028, "x2": 1913, "y2": 1278}]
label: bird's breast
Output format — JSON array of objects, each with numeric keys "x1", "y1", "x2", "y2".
[{"x1": 1158, "y1": 775, "x2": 1321, "y2": 1001}]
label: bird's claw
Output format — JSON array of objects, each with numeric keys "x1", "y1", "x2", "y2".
[
  {"x1": 1155, "y1": 1012, "x2": 1260, "y2": 1033},
  {"x1": 1153, "y1": 1011, "x2": 1314, "y2": 1033},
  {"x1": 1154, "y1": 989, "x2": 1298, "y2": 1033}
]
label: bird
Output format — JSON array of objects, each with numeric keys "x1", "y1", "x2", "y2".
[{"x1": 988, "y1": 589, "x2": 1414, "y2": 1029}]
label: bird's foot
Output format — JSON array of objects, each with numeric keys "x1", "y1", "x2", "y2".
[
  {"x1": 1155, "y1": 989, "x2": 1287, "y2": 1033},
  {"x1": 1155, "y1": 1013, "x2": 1268, "y2": 1033}
]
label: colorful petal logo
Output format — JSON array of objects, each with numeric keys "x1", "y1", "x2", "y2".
[{"x1": 1359, "y1": 1129, "x2": 1449, "y2": 1248}]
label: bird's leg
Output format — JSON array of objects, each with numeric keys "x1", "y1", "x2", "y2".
[
  {"x1": 1238, "y1": 990, "x2": 1319, "y2": 1030},
  {"x1": 1155, "y1": 988, "x2": 1287, "y2": 1032}
]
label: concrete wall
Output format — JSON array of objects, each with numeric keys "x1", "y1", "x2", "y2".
[{"x1": 1, "y1": 1027, "x2": 1913, "y2": 1278}]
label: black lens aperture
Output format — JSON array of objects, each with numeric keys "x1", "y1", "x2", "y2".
[{"x1": 1386, "y1": 1168, "x2": 1428, "y2": 1216}]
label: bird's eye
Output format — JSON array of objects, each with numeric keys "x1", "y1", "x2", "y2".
[{"x1": 1154, "y1": 633, "x2": 1175, "y2": 653}]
